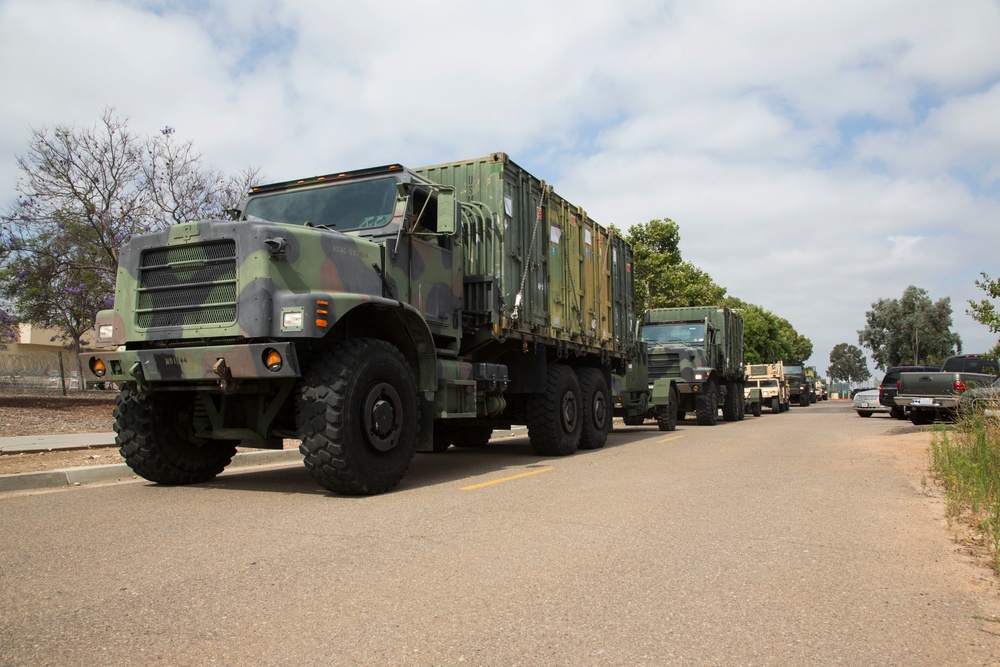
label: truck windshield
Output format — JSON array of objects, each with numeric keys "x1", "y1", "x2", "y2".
[
  {"x1": 785, "y1": 365, "x2": 803, "y2": 374},
  {"x1": 641, "y1": 323, "x2": 706, "y2": 345},
  {"x1": 243, "y1": 176, "x2": 398, "y2": 231}
]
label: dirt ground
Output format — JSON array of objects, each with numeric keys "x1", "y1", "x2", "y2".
[{"x1": 0, "y1": 393, "x2": 122, "y2": 474}]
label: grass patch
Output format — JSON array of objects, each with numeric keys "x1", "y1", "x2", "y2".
[{"x1": 929, "y1": 394, "x2": 1000, "y2": 573}]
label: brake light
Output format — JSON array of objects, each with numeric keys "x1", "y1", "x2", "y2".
[
  {"x1": 954, "y1": 379, "x2": 968, "y2": 392},
  {"x1": 897, "y1": 380, "x2": 901, "y2": 391}
]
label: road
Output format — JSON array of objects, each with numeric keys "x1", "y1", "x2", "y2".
[{"x1": 2, "y1": 401, "x2": 999, "y2": 666}]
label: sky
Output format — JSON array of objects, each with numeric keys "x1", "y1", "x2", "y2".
[{"x1": 1, "y1": 0, "x2": 998, "y2": 380}]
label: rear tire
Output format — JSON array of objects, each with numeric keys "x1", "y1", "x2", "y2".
[
  {"x1": 856, "y1": 410, "x2": 873, "y2": 418},
  {"x1": 527, "y1": 365, "x2": 581, "y2": 456},
  {"x1": 115, "y1": 385, "x2": 237, "y2": 485},
  {"x1": 296, "y1": 339, "x2": 418, "y2": 495},
  {"x1": 909, "y1": 409, "x2": 932, "y2": 426},
  {"x1": 577, "y1": 368, "x2": 610, "y2": 450}
]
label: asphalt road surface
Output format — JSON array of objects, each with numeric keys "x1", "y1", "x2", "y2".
[{"x1": 2, "y1": 401, "x2": 999, "y2": 666}]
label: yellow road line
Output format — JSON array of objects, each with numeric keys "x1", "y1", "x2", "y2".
[
  {"x1": 460, "y1": 467, "x2": 555, "y2": 490},
  {"x1": 658, "y1": 435, "x2": 685, "y2": 443}
]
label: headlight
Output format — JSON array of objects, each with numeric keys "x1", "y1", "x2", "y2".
[
  {"x1": 282, "y1": 311, "x2": 304, "y2": 330},
  {"x1": 98, "y1": 324, "x2": 114, "y2": 341}
]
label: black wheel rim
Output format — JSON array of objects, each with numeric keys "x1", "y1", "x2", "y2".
[
  {"x1": 561, "y1": 389, "x2": 579, "y2": 434},
  {"x1": 361, "y1": 381, "x2": 403, "y2": 452},
  {"x1": 592, "y1": 391, "x2": 608, "y2": 430}
]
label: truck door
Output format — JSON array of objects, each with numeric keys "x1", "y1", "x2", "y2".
[{"x1": 403, "y1": 187, "x2": 462, "y2": 349}]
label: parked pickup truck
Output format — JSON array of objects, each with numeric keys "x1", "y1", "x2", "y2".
[{"x1": 894, "y1": 354, "x2": 1000, "y2": 425}]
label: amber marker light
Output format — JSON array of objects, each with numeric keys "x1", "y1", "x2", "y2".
[
  {"x1": 263, "y1": 348, "x2": 283, "y2": 372},
  {"x1": 89, "y1": 357, "x2": 107, "y2": 377}
]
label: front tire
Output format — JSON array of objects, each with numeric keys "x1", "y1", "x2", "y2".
[
  {"x1": 696, "y1": 379, "x2": 718, "y2": 426},
  {"x1": 527, "y1": 364, "x2": 582, "y2": 456},
  {"x1": 296, "y1": 339, "x2": 418, "y2": 495},
  {"x1": 656, "y1": 387, "x2": 678, "y2": 432},
  {"x1": 115, "y1": 385, "x2": 237, "y2": 485}
]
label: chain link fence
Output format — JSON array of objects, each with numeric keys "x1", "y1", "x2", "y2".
[{"x1": 0, "y1": 352, "x2": 105, "y2": 394}]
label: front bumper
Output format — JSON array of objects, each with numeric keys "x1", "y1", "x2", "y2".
[{"x1": 82, "y1": 342, "x2": 301, "y2": 387}]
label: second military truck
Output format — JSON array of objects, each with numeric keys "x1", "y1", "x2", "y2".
[
  {"x1": 82, "y1": 152, "x2": 638, "y2": 495},
  {"x1": 642, "y1": 306, "x2": 745, "y2": 427}
]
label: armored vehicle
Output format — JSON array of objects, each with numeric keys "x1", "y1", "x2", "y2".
[
  {"x1": 745, "y1": 362, "x2": 788, "y2": 413},
  {"x1": 82, "y1": 152, "x2": 638, "y2": 495},
  {"x1": 640, "y1": 306, "x2": 745, "y2": 427}
]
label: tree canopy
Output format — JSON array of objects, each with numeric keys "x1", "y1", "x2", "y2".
[
  {"x1": 967, "y1": 272, "x2": 1000, "y2": 358},
  {"x1": 827, "y1": 343, "x2": 871, "y2": 383},
  {"x1": 625, "y1": 217, "x2": 812, "y2": 365},
  {"x1": 725, "y1": 297, "x2": 813, "y2": 364},
  {"x1": 0, "y1": 108, "x2": 260, "y2": 350},
  {"x1": 858, "y1": 285, "x2": 961, "y2": 370},
  {"x1": 627, "y1": 218, "x2": 726, "y2": 312}
]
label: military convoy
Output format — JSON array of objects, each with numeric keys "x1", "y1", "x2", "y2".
[
  {"x1": 82, "y1": 152, "x2": 638, "y2": 495},
  {"x1": 81, "y1": 151, "x2": 822, "y2": 496}
]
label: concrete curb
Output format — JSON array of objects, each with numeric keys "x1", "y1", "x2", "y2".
[{"x1": 0, "y1": 449, "x2": 303, "y2": 493}]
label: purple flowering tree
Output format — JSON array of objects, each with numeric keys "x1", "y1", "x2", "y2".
[{"x1": 0, "y1": 108, "x2": 260, "y2": 350}]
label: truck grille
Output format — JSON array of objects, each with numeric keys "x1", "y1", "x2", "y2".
[
  {"x1": 136, "y1": 240, "x2": 238, "y2": 328},
  {"x1": 648, "y1": 352, "x2": 680, "y2": 380}
]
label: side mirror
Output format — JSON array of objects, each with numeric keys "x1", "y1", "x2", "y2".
[{"x1": 437, "y1": 191, "x2": 457, "y2": 235}]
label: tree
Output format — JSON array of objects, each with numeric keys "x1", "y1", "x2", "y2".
[
  {"x1": 858, "y1": 285, "x2": 961, "y2": 369},
  {"x1": 967, "y1": 272, "x2": 1000, "y2": 358},
  {"x1": 724, "y1": 297, "x2": 813, "y2": 365},
  {"x1": 627, "y1": 218, "x2": 726, "y2": 313},
  {"x1": 827, "y1": 343, "x2": 871, "y2": 383},
  {"x1": 0, "y1": 108, "x2": 260, "y2": 350}
]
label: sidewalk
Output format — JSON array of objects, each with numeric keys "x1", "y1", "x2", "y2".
[
  {"x1": 0, "y1": 432, "x2": 117, "y2": 454},
  {"x1": 0, "y1": 432, "x2": 302, "y2": 493}
]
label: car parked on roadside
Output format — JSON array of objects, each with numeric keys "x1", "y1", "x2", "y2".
[
  {"x1": 853, "y1": 389, "x2": 889, "y2": 417},
  {"x1": 879, "y1": 365, "x2": 941, "y2": 419}
]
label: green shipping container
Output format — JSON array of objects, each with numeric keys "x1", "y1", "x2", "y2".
[{"x1": 415, "y1": 152, "x2": 637, "y2": 360}]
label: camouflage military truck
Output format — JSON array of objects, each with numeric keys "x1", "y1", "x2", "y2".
[
  {"x1": 82, "y1": 152, "x2": 638, "y2": 495},
  {"x1": 640, "y1": 306, "x2": 745, "y2": 427},
  {"x1": 784, "y1": 362, "x2": 812, "y2": 407},
  {"x1": 745, "y1": 362, "x2": 788, "y2": 413}
]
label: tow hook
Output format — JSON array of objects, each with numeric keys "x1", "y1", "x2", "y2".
[{"x1": 213, "y1": 358, "x2": 240, "y2": 394}]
